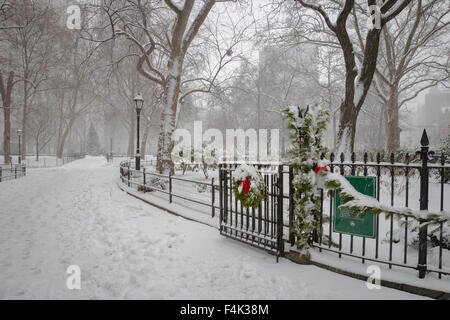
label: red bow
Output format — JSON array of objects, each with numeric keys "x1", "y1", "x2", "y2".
[
  {"x1": 315, "y1": 165, "x2": 328, "y2": 174},
  {"x1": 240, "y1": 177, "x2": 250, "y2": 194}
]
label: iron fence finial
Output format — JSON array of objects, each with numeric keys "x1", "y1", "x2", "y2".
[{"x1": 420, "y1": 129, "x2": 429, "y2": 147}]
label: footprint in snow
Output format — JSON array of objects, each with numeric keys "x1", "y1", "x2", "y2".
[{"x1": 165, "y1": 231, "x2": 180, "y2": 238}]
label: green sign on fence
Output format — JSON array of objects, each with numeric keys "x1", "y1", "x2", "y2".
[{"x1": 333, "y1": 176, "x2": 377, "y2": 238}]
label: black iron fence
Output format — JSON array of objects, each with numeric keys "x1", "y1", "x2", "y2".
[
  {"x1": 306, "y1": 130, "x2": 450, "y2": 280},
  {"x1": 2, "y1": 154, "x2": 85, "y2": 168},
  {"x1": 219, "y1": 164, "x2": 285, "y2": 260},
  {"x1": 0, "y1": 164, "x2": 26, "y2": 182},
  {"x1": 119, "y1": 130, "x2": 449, "y2": 280}
]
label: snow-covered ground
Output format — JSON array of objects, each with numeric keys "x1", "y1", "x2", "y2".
[{"x1": 0, "y1": 157, "x2": 428, "y2": 299}]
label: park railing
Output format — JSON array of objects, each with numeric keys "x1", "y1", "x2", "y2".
[
  {"x1": 2, "y1": 154, "x2": 86, "y2": 168},
  {"x1": 301, "y1": 130, "x2": 450, "y2": 280},
  {"x1": 0, "y1": 164, "x2": 26, "y2": 182},
  {"x1": 119, "y1": 159, "x2": 219, "y2": 218},
  {"x1": 119, "y1": 131, "x2": 449, "y2": 280}
]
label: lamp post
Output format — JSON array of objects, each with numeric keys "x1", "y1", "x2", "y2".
[
  {"x1": 17, "y1": 129, "x2": 22, "y2": 164},
  {"x1": 134, "y1": 93, "x2": 144, "y2": 171}
]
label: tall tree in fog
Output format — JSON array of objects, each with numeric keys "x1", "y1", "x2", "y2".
[
  {"x1": 296, "y1": 0, "x2": 413, "y2": 154},
  {"x1": 0, "y1": 70, "x2": 15, "y2": 163},
  {"x1": 90, "y1": 0, "x2": 241, "y2": 173},
  {"x1": 369, "y1": 0, "x2": 450, "y2": 152},
  {"x1": 54, "y1": 36, "x2": 100, "y2": 159},
  {"x1": 2, "y1": 0, "x2": 56, "y2": 160}
]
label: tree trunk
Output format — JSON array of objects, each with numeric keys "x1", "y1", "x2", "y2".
[
  {"x1": 35, "y1": 139, "x2": 39, "y2": 161},
  {"x1": 334, "y1": 14, "x2": 382, "y2": 155},
  {"x1": 0, "y1": 71, "x2": 14, "y2": 164},
  {"x1": 156, "y1": 57, "x2": 183, "y2": 174},
  {"x1": 378, "y1": 105, "x2": 386, "y2": 150},
  {"x1": 336, "y1": 100, "x2": 358, "y2": 155},
  {"x1": 386, "y1": 88, "x2": 400, "y2": 152},
  {"x1": 56, "y1": 118, "x2": 74, "y2": 159},
  {"x1": 127, "y1": 113, "x2": 135, "y2": 158},
  {"x1": 21, "y1": 80, "x2": 28, "y2": 160},
  {"x1": 140, "y1": 116, "x2": 151, "y2": 160},
  {"x1": 2, "y1": 104, "x2": 11, "y2": 164}
]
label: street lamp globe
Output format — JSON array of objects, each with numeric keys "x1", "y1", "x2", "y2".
[
  {"x1": 17, "y1": 129, "x2": 22, "y2": 137},
  {"x1": 134, "y1": 93, "x2": 144, "y2": 112}
]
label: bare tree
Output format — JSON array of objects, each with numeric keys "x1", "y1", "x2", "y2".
[
  {"x1": 0, "y1": 70, "x2": 15, "y2": 163},
  {"x1": 53, "y1": 36, "x2": 100, "y2": 159},
  {"x1": 91, "y1": 0, "x2": 239, "y2": 173},
  {"x1": 25, "y1": 90, "x2": 58, "y2": 160},
  {"x1": 2, "y1": 0, "x2": 57, "y2": 160},
  {"x1": 367, "y1": 0, "x2": 450, "y2": 151},
  {"x1": 296, "y1": 0, "x2": 413, "y2": 154}
]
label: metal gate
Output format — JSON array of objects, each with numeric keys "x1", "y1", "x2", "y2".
[{"x1": 218, "y1": 164, "x2": 284, "y2": 261}]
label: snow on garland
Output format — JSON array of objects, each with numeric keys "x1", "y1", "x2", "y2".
[
  {"x1": 232, "y1": 164, "x2": 266, "y2": 208},
  {"x1": 283, "y1": 105, "x2": 329, "y2": 253},
  {"x1": 284, "y1": 105, "x2": 450, "y2": 252}
]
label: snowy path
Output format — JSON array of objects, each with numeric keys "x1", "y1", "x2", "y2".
[{"x1": 0, "y1": 157, "x2": 427, "y2": 299}]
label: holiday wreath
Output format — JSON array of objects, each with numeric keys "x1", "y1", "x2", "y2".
[{"x1": 232, "y1": 164, "x2": 266, "y2": 208}]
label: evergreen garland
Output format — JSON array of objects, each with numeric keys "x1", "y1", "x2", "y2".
[{"x1": 283, "y1": 105, "x2": 329, "y2": 253}]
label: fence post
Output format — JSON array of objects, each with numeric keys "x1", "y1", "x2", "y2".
[
  {"x1": 14, "y1": 166, "x2": 17, "y2": 179},
  {"x1": 417, "y1": 129, "x2": 431, "y2": 279},
  {"x1": 219, "y1": 164, "x2": 223, "y2": 229},
  {"x1": 169, "y1": 171, "x2": 172, "y2": 203},
  {"x1": 143, "y1": 167, "x2": 146, "y2": 187},
  {"x1": 127, "y1": 164, "x2": 130, "y2": 187},
  {"x1": 288, "y1": 166, "x2": 294, "y2": 246},
  {"x1": 277, "y1": 164, "x2": 284, "y2": 260},
  {"x1": 0, "y1": 167, "x2": 2, "y2": 182},
  {"x1": 211, "y1": 177, "x2": 215, "y2": 217}
]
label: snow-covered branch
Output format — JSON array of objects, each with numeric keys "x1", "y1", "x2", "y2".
[
  {"x1": 381, "y1": 0, "x2": 413, "y2": 25},
  {"x1": 295, "y1": 0, "x2": 336, "y2": 31},
  {"x1": 164, "y1": 0, "x2": 184, "y2": 14},
  {"x1": 182, "y1": 0, "x2": 216, "y2": 53}
]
